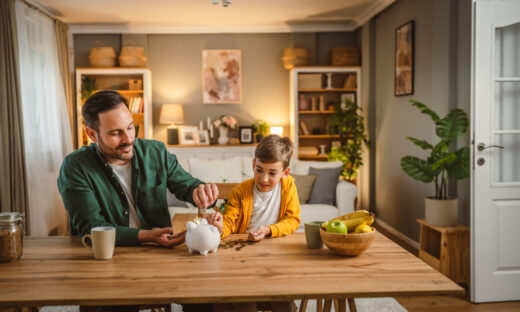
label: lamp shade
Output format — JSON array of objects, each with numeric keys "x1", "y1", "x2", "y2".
[
  {"x1": 159, "y1": 104, "x2": 184, "y2": 124},
  {"x1": 270, "y1": 126, "x2": 283, "y2": 136}
]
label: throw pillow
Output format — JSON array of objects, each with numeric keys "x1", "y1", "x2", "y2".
[
  {"x1": 307, "y1": 166, "x2": 343, "y2": 206},
  {"x1": 292, "y1": 174, "x2": 317, "y2": 204},
  {"x1": 293, "y1": 160, "x2": 343, "y2": 176}
]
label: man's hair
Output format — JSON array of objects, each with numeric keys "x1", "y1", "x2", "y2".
[
  {"x1": 82, "y1": 90, "x2": 128, "y2": 131},
  {"x1": 255, "y1": 135, "x2": 294, "y2": 169}
]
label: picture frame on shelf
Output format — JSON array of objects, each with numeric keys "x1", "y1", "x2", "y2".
[
  {"x1": 202, "y1": 50, "x2": 242, "y2": 104},
  {"x1": 239, "y1": 126, "x2": 254, "y2": 144},
  {"x1": 395, "y1": 20, "x2": 414, "y2": 96},
  {"x1": 179, "y1": 126, "x2": 199, "y2": 145},
  {"x1": 340, "y1": 92, "x2": 356, "y2": 109},
  {"x1": 198, "y1": 130, "x2": 210, "y2": 145}
]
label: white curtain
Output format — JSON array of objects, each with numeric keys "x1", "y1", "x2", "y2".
[{"x1": 15, "y1": 0, "x2": 72, "y2": 236}]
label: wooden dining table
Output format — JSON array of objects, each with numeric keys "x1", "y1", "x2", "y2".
[{"x1": 0, "y1": 232, "x2": 464, "y2": 309}]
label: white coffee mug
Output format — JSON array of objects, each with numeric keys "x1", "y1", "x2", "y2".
[{"x1": 81, "y1": 226, "x2": 116, "y2": 260}]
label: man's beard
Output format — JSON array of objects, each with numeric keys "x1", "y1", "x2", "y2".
[{"x1": 97, "y1": 137, "x2": 134, "y2": 162}]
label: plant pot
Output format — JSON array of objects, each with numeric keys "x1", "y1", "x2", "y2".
[
  {"x1": 424, "y1": 197, "x2": 458, "y2": 227},
  {"x1": 255, "y1": 134, "x2": 264, "y2": 143}
]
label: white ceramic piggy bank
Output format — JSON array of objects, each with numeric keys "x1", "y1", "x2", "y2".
[{"x1": 185, "y1": 218, "x2": 221, "y2": 256}]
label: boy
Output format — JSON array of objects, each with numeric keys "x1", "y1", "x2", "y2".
[
  {"x1": 208, "y1": 135, "x2": 300, "y2": 312},
  {"x1": 208, "y1": 134, "x2": 300, "y2": 241}
]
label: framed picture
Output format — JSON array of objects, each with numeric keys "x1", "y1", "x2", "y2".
[
  {"x1": 239, "y1": 126, "x2": 254, "y2": 144},
  {"x1": 198, "y1": 130, "x2": 210, "y2": 145},
  {"x1": 340, "y1": 93, "x2": 356, "y2": 110},
  {"x1": 395, "y1": 20, "x2": 414, "y2": 96},
  {"x1": 179, "y1": 126, "x2": 199, "y2": 145},
  {"x1": 202, "y1": 50, "x2": 242, "y2": 104}
]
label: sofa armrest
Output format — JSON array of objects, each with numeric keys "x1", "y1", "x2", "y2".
[{"x1": 336, "y1": 180, "x2": 357, "y2": 216}]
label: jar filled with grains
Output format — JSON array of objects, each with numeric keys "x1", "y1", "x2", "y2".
[{"x1": 0, "y1": 212, "x2": 24, "y2": 262}]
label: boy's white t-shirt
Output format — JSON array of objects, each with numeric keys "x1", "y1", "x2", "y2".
[
  {"x1": 247, "y1": 182, "x2": 281, "y2": 231},
  {"x1": 110, "y1": 163, "x2": 142, "y2": 229}
]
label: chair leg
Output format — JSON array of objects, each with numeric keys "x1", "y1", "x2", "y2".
[
  {"x1": 347, "y1": 299, "x2": 357, "y2": 312},
  {"x1": 323, "y1": 299, "x2": 332, "y2": 312},
  {"x1": 337, "y1": 299, "x2": 346, "y2": 312},
  {"x1": 299, "y1": 299, "x2": 308, "y2": 312}
]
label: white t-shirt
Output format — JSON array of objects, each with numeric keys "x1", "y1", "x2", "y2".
[
  {"x1": 110, "y1": 163, "x2": 142, "y2": 229},
  {"x1": 247, "y1": 182, "x2": 281, "y2": 231}
]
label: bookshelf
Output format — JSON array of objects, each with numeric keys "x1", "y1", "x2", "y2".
[
  {"x1": 289, "y1": 66, "x2": 361, "y2": 161},
  {"x1": 75, "y1": 68, "x2": 152, "y2": 148}
]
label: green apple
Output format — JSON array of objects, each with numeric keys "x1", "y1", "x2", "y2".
[{"x1": 326, "y1": 220, "x2": 348, "y2": 234}]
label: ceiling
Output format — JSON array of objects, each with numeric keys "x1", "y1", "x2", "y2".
[{"x1": 36, "y1": 0, "x2": 395, "y2": 33}]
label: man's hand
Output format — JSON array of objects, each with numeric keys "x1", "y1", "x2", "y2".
[
  {"x1": 138, "y1": 227, "x2": 186, "y2": 247},
  {"x1": 248, "y1": 226, "x2": 271, "y2": 242},
  {"x1": 193, "y1": 183, "x2": 219, "y2": 209},
  {"x1": 207, "y1": 212, "x2": 224, "y2": 234}
]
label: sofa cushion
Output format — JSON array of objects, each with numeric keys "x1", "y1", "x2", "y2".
[
  {"x1": 292, "y1": 174, "x2": 316, "y2": 204},
  {"x1": 188, "y1": 157, "x2": 243, "y2": 183},
  {"x1": 307, "y1": 166, "x2": 343, "y2": 205}
]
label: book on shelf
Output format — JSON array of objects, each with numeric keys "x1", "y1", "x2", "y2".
[
  {"x1": 129, "y1": 97, "x2": 143, "y2": 114},
  {"x1": 299, "y1": 121, "x2": 310, "y2": 135}
]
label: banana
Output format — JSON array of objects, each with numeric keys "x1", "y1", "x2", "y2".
[
  {"x1": 342, "y1": 215, "x2": 374, "y2": 231},
  {"x1": 338, "y1": 210, "x2": 371, "y2": 220}
]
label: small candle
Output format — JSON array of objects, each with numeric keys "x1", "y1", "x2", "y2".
[
  {"x1": 199, "y1": 120, "x2": 203, "y2": 131},
  {"x1": 207, "y1": 117, "x2": 211, "y2": 130},
  {"x1": 209, "y1": 124, "x2": 213, "y2": 138}
]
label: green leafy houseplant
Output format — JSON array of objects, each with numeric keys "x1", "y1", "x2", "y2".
[
  {"x1": 328, "y1": 100, "x2": 369, "y2": 181},
  {"x1": 400, "y1": 100, "x2": 470, "y2": 199},
  {"x1": 253, "y1": 119, "x2": 269, "y2": 142}
]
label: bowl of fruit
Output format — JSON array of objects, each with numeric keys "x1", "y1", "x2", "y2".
[{"x1": 319, "y1": 210, "x2": 376, "y2": 256}]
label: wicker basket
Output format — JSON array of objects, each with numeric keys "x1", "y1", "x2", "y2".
[
  {"x1": 88, "y1": 43, "x2": 116, "y2": 68},
  {"x1": 119, "y1": 46, "x2": 146, "y2": 67},
  {"x1": 282, "y1": 47, "x2": 310, "y2": 70},
  {"x1": 331, "y1": 47, "x2": 360, "y2": 66}
]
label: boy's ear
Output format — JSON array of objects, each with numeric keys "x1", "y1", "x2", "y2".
[
  {"x1": 252, "y1": 158, "x2": 256, "y2": 170},
  {"x1": 85, "y1": 126, "x2": 98, "y2": 143},
  {"x1": 281, "y1": 167, "x2": 291, "y2": 179}
]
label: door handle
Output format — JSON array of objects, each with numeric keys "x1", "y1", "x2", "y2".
[{"x1": 477, "y1": 143, "x2": 504, "y2": 151}]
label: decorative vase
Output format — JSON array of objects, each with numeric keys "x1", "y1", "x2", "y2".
[
  {"x1": 424, "y1": 197, "x2": 458, "y2": 226},
  {"x1": 218, "y1": 126, "x2": 229, "y2": 145}
]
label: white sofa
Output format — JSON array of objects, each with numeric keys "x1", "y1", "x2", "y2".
[{"x1": 167, "y1": 157, "x2": 357, "y2": 231}]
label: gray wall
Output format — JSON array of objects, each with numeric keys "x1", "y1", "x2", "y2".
[
  {"x1": 73, "y1": 32, "x2": 358, "y2": 143},
  {"x1": 366, "y1": 0, "x2": 471, "y2": 241}
]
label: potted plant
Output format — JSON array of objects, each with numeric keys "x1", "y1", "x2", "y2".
[
  {"x1": 253, "y1": 119, "x2": 269, "y2": 143},
  {"x1": 400, "y1": 100, "x2": 470, "y2": 226},
  {"x1": 327, "y1": 99, "x2": 369, "y2": 182}
]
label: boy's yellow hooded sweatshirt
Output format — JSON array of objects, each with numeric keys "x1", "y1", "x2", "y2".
[{"x1": 221, "y1": 176, "x2": 300, "y2": 238}]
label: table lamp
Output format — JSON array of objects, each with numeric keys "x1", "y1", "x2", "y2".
[
  {"x1": 270, "y1": 126, "x2": 283, "y2": 137},
  {"x1": 159, "y1": 104, "x2": 184, "y2": 145}
]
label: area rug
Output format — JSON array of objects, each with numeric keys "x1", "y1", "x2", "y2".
[{"x1": 40, "y1": 298, "x2": 407, "y2": 312}]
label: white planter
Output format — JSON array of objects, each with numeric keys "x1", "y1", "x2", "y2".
[
  {"x1": 218, "y1": 126, "x2": 229, "y2": 145},
  {"x1": 424, "y1": 197, "x2": 458, "y2": 227}
]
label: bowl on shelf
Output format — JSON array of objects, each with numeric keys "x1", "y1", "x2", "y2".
[{"x1": 319, "y1": 227, "x2": 376, "y2": 256}]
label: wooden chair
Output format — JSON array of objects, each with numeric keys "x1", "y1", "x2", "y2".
[{"x1": 299, "y1": 298, "x2": 357, "y2": 312}]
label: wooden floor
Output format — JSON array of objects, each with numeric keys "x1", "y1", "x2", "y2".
[{"x1": 372, "y1": 222, "x2": 520, "y2": 311}]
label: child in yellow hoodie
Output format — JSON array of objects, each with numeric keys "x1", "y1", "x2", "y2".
[
  {"x1": 208, "y1": 134, "x2": 300, "y2": 312},
  {"x1": 208, "y1": 134, "x2": 300, "y2": 241}
]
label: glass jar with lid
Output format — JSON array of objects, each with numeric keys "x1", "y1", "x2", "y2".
[{"x1": 0, "y1": 212, "x2": 24, "y2": 262}]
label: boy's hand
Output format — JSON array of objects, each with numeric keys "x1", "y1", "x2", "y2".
[
  {"x1": 207, "y1": 212, "x2": 224, "y2": 234},
  {"x1": 193, "y1": 183, "x2": 219, "y2": 209},
  {"x1": 248, "y1": 226, "x2": 271, "y2": 242}
]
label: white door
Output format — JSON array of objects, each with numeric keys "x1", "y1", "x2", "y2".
[{"x1": 472, "y1": 0, "x2": 520, "y2": 303}]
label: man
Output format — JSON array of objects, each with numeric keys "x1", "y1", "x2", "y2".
[{"x1": 58, "y1": 90, "x2": 218, "y2": 247}]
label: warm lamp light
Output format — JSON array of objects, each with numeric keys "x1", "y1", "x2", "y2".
[
  {"x1": 270, "y1": 126, "x2": 283, "y2": 136},
  {"x1": 159, "y1": 104, "x2": 184, "y2": 145}
]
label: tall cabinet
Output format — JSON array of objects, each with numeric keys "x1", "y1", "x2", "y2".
[
  {"x1": 75, "y1": 68, "x2": 152, "y2": 148},
  {"x1": 290, "y1": 66, "x2": 361, "y2": 160}
]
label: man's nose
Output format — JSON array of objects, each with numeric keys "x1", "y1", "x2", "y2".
[{"x1": 121, "y1": 130, "x2": 132, "y2": 143}]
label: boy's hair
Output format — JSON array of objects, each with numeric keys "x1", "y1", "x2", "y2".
[
  {"x1": 82, "y1": 90, "x2": 128, "y2": 132},
  {"x1": 255, "y1": 135, "x2": 294, "y2": 168}
]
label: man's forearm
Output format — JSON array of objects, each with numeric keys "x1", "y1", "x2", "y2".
[{"x1": 137, "y1": 229, "x2": 151, "y2": 242}]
